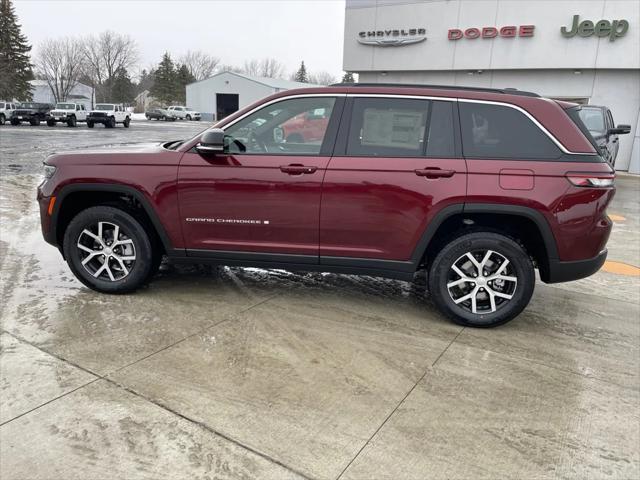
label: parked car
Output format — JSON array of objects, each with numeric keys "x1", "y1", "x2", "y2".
[
  {"x1": 578, "y1": 105, "x2": 631, "y2": 167},
  {"x1": 281, "y1": 107, "x2": 330, "y2": 143},
  {"x1": 37, "y1": 84, "x2": 615, "y2": 327},
  {"x1": 0, "y1": 101, "x2": 18, "y2": 125},
  {"x1": 87, "y1": 104, "x2": 130, "y2": 128},
  {"x1": 167, "y1": 105, "x2": 201, "y2": 120},
  {"x1": 47, "y1": 102, "x2": 88, "y2": 127},
  {"x1": 10, "y1": 102, "x2": 51, "y2": 126},
  {"x1": 145, "y1": 107, "x2": 170, "y2": 121}
]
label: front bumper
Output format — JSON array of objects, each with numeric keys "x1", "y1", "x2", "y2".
[
  {"x1": 544, "y1": 249, "x2": 608, "y2": 284},
  {"x1": 87, "y1": 115, "x2": 110, "y2": 124},
  {"x1": 37, "y1": 187, "x2": 57, "y2": 247}
]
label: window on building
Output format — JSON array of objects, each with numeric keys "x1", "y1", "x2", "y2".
[
  {"x1": 459, "y1": 102, "x2": 561, "y2": 159},
  {"x1": 224, "y1": 97, "x2": 337, "y2": 155}
]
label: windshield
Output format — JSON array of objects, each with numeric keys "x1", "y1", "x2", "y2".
[
  {"x1": 55, "y1": 103, "x2": 75, "y2": 109},
  {"x1": 95, "y1": 104, "x2": 115, "y2": 111},
  {"x1": 578, "y1": 107, "x2": 606, "y2": 134}
]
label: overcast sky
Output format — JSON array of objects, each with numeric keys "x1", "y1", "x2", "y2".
[{"x1": 14, "y1": 0, "x2": 346, "y2": 79}]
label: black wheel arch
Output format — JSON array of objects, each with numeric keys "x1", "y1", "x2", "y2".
[
  {"x1": 413, "y1": 203, "x2": 559, "y2": 280},
  {"x1": 51, "y1": 184, "x2": 177, "y2": 257}
]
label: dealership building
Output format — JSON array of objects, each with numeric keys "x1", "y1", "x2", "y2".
[{"x1": 343, "y1": 0, "x2": 640, "y2": 173}]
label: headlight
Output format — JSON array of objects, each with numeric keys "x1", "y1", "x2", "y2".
[{"x1": 43, "y1": 164, "x2": 57, "y2": 179}]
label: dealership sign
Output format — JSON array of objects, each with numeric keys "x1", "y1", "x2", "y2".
[
  {"x1": 561, "y1": 15, "x2": 629, "y2": 42},
  {"x1": 448, "y1": 25, "x2": 534, "y2": 40},
  {"x1": 358, "y1": 28, "x2": 426, "y2": 46}
]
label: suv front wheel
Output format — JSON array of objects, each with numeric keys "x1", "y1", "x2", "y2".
[
  {"x1": 428, "y1": 232, "x2": 535, "y2": 327},
  {"x1": 63, "y1": 206, "x2": 154, "y2": 293}
]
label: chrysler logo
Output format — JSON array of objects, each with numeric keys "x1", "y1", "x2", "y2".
[{"x1": 358, "y1": 28, "x2": 426, "y2": 47}]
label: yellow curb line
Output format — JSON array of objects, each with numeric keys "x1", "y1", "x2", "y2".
[{"x1": 602, "y1": 261, "x2": 640, "y2": 277}]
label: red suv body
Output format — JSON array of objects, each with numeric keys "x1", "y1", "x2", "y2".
[{"x1": 37, "y1": 84, "x2": 615, "y2": 327}]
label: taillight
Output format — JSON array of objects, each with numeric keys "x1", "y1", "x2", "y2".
[{"x1": 566, "y1": 173, "x2": 615, "y2": 188}]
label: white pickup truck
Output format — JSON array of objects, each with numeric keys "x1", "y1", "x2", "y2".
[
  {"x1": 166, "y1": 105, "x2": 201, "y2": 121},
  {"x1": 87, "y1": 103, "x2": 130, "y2": 128},
  {"x1": 47, "y1": 102, "x2": 88, "y2": 127}
]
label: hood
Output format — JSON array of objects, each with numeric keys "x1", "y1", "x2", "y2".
[{"x1": 45, "y1": 142, "x2": 181, "y2": 167}]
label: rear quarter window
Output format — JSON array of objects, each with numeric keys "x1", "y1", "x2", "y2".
[{"x1": 459, "y1": 102, "x2": 561, "y2": 159}]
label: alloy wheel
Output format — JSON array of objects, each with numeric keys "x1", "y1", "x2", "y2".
[
  {"x1": 446, "y1": 249, "x2": 518, "y2": 314},
  {"x1": 76, "y1": 221, "x2": 136, "y2": 281}
]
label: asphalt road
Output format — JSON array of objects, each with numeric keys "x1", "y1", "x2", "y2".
[{"x1": 0, "y1": 121, "x2": 639, "y2": 479}]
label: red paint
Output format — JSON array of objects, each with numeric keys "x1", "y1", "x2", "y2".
[{"x1": 39, "y1": 85, "x2": 613, "y2": 279}]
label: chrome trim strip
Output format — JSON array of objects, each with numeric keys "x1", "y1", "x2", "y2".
[{"x1": 214, "y1": 92, "x2": 594, "y2": 156}]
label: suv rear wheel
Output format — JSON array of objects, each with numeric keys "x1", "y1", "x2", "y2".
[
  {"x1": 0, "y1": 113, "x2": 5, "y2": 125},
  {"x1": 428, "y1": 232, "x2": 535, "y2": 327},
  {"x1": 63, "y1": 206, "x2": 154, "y2": 293}
]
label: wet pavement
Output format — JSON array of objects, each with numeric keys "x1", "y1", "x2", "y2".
[{"x1": 1, "y1": 122, "x2": 639, "y2": 479}]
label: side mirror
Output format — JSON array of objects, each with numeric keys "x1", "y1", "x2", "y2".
[
  {"x1": 608, "y1": 124, "x2": 631, "y2": 135},
  {"x1": 196, "y1": 128, "x2": 225, "y2": 154}
]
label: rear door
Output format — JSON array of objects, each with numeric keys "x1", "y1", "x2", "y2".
[{"x1": 320, "y1": 96, "x2": 467, "y2": 266}]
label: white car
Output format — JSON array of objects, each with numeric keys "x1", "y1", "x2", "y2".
[
  {"x1": 0, "y1": 101, "x2": 18, "y2": 125},
  {"x1": 167, "y1": 105, "x2": 201, "y2": 121},
  {"x1": 47, "y1": 102, "x2": 88, "y2": 127},
  {"x1": 87, "y1": 103, "x2": 130, "y2": 128}
]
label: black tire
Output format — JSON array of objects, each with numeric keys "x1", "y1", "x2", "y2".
[
  {"x1": 106, "y1": 116, "x2": 116, "y2": 128},
  {"x1": 123, "y1": 116, "x2": 130, "y2": 128},
  {"x1": 63, "y1": 206, "x2": 154, "y2": 294},
  {"x1": 0, "y1": 114, "x2": 5, "y2": 125},
  {"x1": 87, "y1": 121, "x2": 94, "y2": 128},
  {"x1": 47, "y1": 119, "x2": 56, "y2": 127},
  {"x1": 428, "y1": 232, "x2": 535, "y2": 328},
  {"x1": 67, "y1": 116, "x2": 77, "y2": 127},
  {"x1": 10, "y1": 118, "x2": 19, "y2": 126},
  {"x1": 145, "y1": 115, "x2": 150, "y2": 120},
  {"x1": 286, "y1": 133, "x2": 304, "y2": 143},
  {"x1": 186, "y1": 114, "x2": 191, "y2": 121}
]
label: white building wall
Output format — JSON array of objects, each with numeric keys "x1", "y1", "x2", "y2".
[
  {"x1": 186, "y1": 72, "x2": 275, "y2": 121},
  {"x1": 345, "y1": 0, "x2": 640, "y2": 171}
]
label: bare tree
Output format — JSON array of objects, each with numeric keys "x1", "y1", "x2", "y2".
[
  {"x1": 308, "y1": 71, "x2": 337, "y2": 86},
  {"x1": 36, "y1": 37, "x2": 85, "y2": 103},
  {"x1": 259, "y1": 58, "x2": 284, "y2": 78},
  {"x1": 241, "y1": 59, "x2": 260, "y2": 77},
  {"x1": 179, "y1": 50, "x2": 220, "y2": 81},
  {"x1": 241, "y1": 58, "x2": 285, "y2": 78},
  {"x1": 219, "y1": 64, "x2": 243, "y2": 74},
  {"x1": 82, "y1": 31, "x2": 138, "y2": 101}
]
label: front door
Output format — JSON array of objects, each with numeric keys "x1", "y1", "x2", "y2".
[
  {"x1": 320, "y1": 97, "x2": 467, "y2": 264},
  {"x1": 178, "y1": 95, "x2": 343, "y2": 260}
]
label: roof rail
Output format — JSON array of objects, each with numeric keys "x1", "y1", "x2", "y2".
[{"x1": 329, "y1": 82, "x2": 540, "y2": 98}]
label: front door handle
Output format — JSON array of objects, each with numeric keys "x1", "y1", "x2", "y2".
[
  {"x1": 280, "y1": 164, "x2": 317, "y2": 175},
  {"x1": 415, "y1": 168, "x2": 455, "y2": 179}
]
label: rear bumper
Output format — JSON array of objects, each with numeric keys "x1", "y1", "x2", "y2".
[{"x1": 544, "y1": 249, "x2": 608, "y2": 284}]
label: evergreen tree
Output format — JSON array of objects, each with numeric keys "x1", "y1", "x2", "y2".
[
  {"x1": 150, "y1": 52, "x2": 177, "y2": 105},
  {"x1": 110, "y1": 67, "x2": 136, "y2": 104},
  {"x1": 0, "y1": 0, "x2": 34, "y2": 100},
  {"x1": 175, "y1": 64, "x2": 195, "y2": 103},
  {"x1": 294, "y1": 61, "x2": 308, "y2": 83},
  {"x1": 137, "y1": 68, "x2": 155, "y2": 94},
  {"x1": 341, "y1": 72, "x2": 355, "y2": 83}
]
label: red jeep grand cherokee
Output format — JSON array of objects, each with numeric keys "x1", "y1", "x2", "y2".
[{"x1": 37, "y1": 84, "x2": 615, "y2": 327}]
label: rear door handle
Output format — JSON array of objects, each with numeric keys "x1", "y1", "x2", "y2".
[
  {"x1": 280, "y1": 164, "x2": 317, "y2": 175},
  {"x1": 414, "y1": 168, "x2": 455, "y2": 179}
]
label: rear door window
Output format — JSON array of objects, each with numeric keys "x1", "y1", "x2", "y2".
[
  {"x1": 346, "y1": 98, "x2": 429, "y2": 157},
  {"x1": 459, "y1": 102, "x2": 561, "y2": 159}
]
